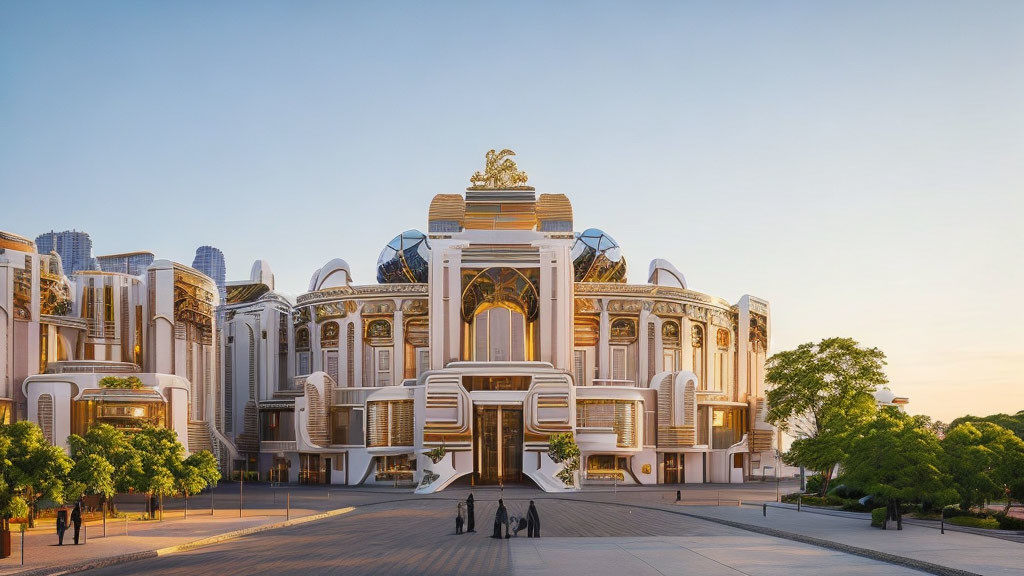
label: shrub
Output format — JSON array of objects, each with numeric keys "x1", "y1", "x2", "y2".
[
  {"x1": 426, "y1": 445, "x2": 446, "y2": 464},
  {"x1": 547, "y1": 433, "x2": 580, "y2": 488},
  {"x1": 99, "y1": 376, "x2": 144, "y2": 390},
  {"x1": 805, "y1": 474, "x2": 824, "y2": 494},
  {"x1": 871, "y1": 507, "x2": 887, "y2": 528},
  {"x1": 949, "y1": 516, "x2": 999, "y2": 530},
  {"x1": 942, "y1": 504, "x2": 965, "y2": 518},
  {"x1": 994, "y1": 513, "x2": 1024, "y2": 531}
]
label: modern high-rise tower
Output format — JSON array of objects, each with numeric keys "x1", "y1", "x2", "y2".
[
  {"x1": 192, "y1": 245, "x2": 227, "y2": 303},
  {"x1": 35, "y1": 230, "x2": 98, "y2": 274}
]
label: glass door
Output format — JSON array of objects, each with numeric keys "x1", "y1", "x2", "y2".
[
  {"x1": 474, "y1": 406, "x2": 523, "y2": 484},
  {"x1": 475, "y1": 407, "x2": 500, "y2": 484},
  {"x1": 502, "y1": 408, "x2": 523, "y2": 483}
]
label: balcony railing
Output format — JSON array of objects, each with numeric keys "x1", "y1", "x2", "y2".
[
  {"x1": 591, "y1": 379, "x2": 636, "y2": 387},
  {"x1": 260, "y1": 440, "x2": 297, "y2": 452}
]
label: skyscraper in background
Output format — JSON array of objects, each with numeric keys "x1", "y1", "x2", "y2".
[
  {"x1": 35, "y1": 229, "x2": 97, "y2": 274},
  {"x1": 192, "y1": 245, "x2": 227, "y2": 304},
  {"x1": 97, "y1": 251, "x2": 155, "y2": 276}
]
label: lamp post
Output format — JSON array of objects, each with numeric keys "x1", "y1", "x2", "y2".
[{"x1": 775, "y1": 449, "x2": 781, "y2": 503}]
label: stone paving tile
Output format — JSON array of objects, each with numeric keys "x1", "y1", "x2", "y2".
[{"x1": 77, "y1": 497, "x2": 931, "y2": 576}]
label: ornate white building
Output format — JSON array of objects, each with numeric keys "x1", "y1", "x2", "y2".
[
  {"x1": 2, "y1": 151, "x2": 776, "y2": 491},
  {"x1": 219, "y1": 151, "x2": 775, "y2": 491},
  {"x1": 0, "y1": 230, "x2": 220, "y2": 457}
]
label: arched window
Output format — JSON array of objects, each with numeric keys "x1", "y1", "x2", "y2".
[
  {"x1": 473, "y1": 306, "x2": 526, "y2": 362},
  {"x1": 295, "y1": 326, "x2": 311, "y2": 376},
  {"x1": 321, "y1": 321, "x2": 340, "y2": 348}
]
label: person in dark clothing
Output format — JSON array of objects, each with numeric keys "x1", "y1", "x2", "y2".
[
  {"x1": 527, "y1": 500, "x2": 541, "y2": 538},
  {"x1": 56, "y1": 505, "x2": 69, "y2": 546},
  {"x1": 71, "y1": 503, "x2": 83, "y2": 544},
  {"x1": 492, "y1": 499, "x2": 510, "y2": 539},
  {"x1": 466, "y1": 493, "x2": 475, "y2": 533},
  {"x1": 150, "y1": 494, "x2": 159, "y2": 519},
  {"x1": 455, "y1": 502, "x2": 465, "y2": 534}
]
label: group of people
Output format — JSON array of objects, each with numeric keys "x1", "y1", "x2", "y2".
[
  {"x1": 455, "y1": 493, "x2": 541, "y2": 539},
  {"x1": 55, "y1": 502, "x2": 83, "y2": 546}
]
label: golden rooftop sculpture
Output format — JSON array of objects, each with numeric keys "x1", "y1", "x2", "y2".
[{"x1": 469, "y1": 149, "x2": 532, "y2": 190}]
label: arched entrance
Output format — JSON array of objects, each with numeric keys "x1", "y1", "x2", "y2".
[{"x1": 461, "y1": 267, "x2": 539, "y2": 362}]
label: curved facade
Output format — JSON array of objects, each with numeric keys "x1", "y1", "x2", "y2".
[{"x1": 219, "y1": 151, "x2": 776, "y2": 491}]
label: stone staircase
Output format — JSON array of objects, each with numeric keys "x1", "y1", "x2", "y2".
[
  {"x1": 234, "y1": 401, "x2": 260, "y2": 453},
  {"x1": 187, "y1": 420, "x2": 221, "y2": 462}
]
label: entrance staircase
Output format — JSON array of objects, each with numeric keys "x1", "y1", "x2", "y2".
[{"x1": 187, "y1": 420, "x2": 221, "y2": 462}]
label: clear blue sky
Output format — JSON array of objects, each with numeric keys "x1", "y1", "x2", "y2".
[{"x1": 2, "y1": 1, "x2": 1021, "y2": 421}]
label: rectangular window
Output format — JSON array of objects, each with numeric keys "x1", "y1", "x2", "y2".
[
  {"x1": 104, "y1": 284, "x2": 114, "y2": 324},
  {"x1": 375, "y1": 348, "x2": 392, "y2": 387},
  {"x1": 297, "y1": 352, "x2": 310, "y2": 376},
  {"x1": 324, "y1": 350, "x2": 339, "y2": 385},
  {"x1": 611, "y1": 346, "x2": 626, "y2": 381},
  {"x1": 663, "y1": 351, "x2": 676, "y2": 373},
  {"x1": 416, "y1": 348, "x2": 430, "y2": 378},
  {"x1": 573, "y1": 349, "x2": 586, "y2": 386}
]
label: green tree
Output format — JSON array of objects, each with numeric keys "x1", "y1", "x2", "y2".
[
  {"x1": 177, "y1": 450, "x2": 220, "y2": 497},
  {"x1": 949, "y1": 411, "x2": 1024, "y2": 442},
  {"x1": 0, "y1": 421, "x2": 73, "y2": 527},
  {"x1": 0, "y1": 433, "x2": 30, "y2": 532},
  {"x1": 68, "y1": 424, "x2": 141, "y2": 512},
  {"x1": 130, "y1": 427, "x2": 182, "y2": 516},
  {"x1": 765, "y1": 337, "x2": 887, "y2": 495},
  {"x1": 942, "y1": 421, "x2": 1024, "y2": 510},
  {"x1": 843, "y1": 407, "x2": 957, "y2": 510},
  {"x1": 69, "y1": 453, "x2": 115, "y2": 504}
]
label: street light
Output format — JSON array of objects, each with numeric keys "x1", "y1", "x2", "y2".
[{"x1": 775, "y1": 449, "x2": 781, "y2": 503}]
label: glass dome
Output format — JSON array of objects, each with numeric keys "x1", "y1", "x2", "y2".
[
  {"x1": 376, "y1": 230, "x2": 431, "y2": 283},
  {"x1": 571, "y1": 228, "x2": 627, "y2": 282}
]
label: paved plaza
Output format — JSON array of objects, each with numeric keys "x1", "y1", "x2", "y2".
[{"x1": 3, "y1": 482, "x2": 1022, "y2": 576}]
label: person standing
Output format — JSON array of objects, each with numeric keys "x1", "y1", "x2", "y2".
[
  {"x1": 455, "y1": 502, "x2": 465, "y2": 534},
  {"x1": 55, "y1": 505, "x2": 69, "y2": 546},
  {"x1": 466, "y1": 493, "x2": 475, "y2": 533},
  {"x1": 527, "y1": 500, "x2": 541, "y2": 538},
  {"x1": 492, "y1": 499, "x2": 510, "y2": 539},
  {"x1": 71, "y1": 502, "x2": 83, "y2": 544}
]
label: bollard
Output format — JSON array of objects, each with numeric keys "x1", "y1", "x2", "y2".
[
  {"x1": 21, "y1": 522, "x2": 26, "y2": 565},
  {"x1": 763, "y1": 503, "x2": 767, "y2": 517},
  {"x1": 717, "y1": 491, "x2": 721, "y2": 506},
  {"x1": 940, "y1": 512, "x2": 945, "y2": 535},
  {"x1": 287, "y1": 493, "x2": 290, "y2": 521},
  {"x1": 211, "y1": 495, "x2": 215, "y2": 517},
  {"x1": 797, "y1": 494, "x2": 802, "y2": 512},
  {"x1": 239, "y1": 477, "x2": 244, "y2": 518}
]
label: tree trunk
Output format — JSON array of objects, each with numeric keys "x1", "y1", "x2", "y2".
[{"x1": 819, "y1": 467, "x2": 834, "y2": 497}]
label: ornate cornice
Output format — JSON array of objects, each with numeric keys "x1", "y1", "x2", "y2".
[
  {"x1": 573, "y1": 283, "x2": 734, "y2": 311},
  {"x1": 295, "y1": 284, "x2": 428, "y2": 306}
]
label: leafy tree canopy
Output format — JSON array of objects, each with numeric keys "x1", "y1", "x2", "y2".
[
  {"x1": 765, "y1": 337, "x2": 887, "y2": 491},
  {"x1": 0, "y1": 421, "x2": 73, "y2": 525},
  {"x1": 949, "y1": 411, "x2": 1024, "y2": 442},
  {"x1": 843, "y1": 407, "x2": 957, "y2": 508},
  {"x1": 942, "y1": 421, "x2": 1024, "y2": 509}
]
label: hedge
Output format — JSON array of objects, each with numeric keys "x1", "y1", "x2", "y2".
[
  {"x1": 871, "y1": 507, "x2": 887, "y2": 528},
  {"x1": 948, "y1": 516, "x2": 1000, "y2": 530}
]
